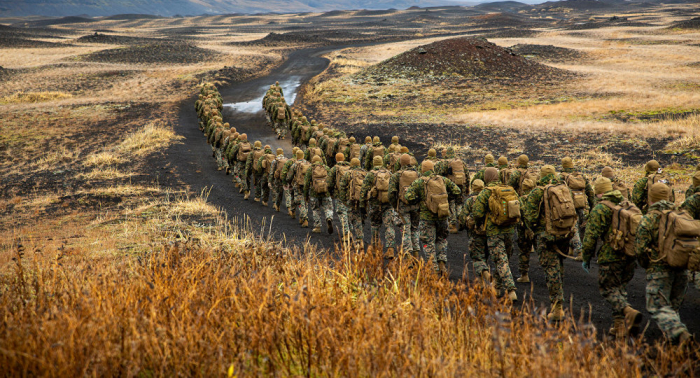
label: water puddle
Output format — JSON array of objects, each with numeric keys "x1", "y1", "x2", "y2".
[{"x1": 224, "y1": 76, "x2": 301, "y2": 114}]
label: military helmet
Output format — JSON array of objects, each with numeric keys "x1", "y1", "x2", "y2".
[
  {"x1": 428, "y1": 149, "x2": 437, "y2": 158},
  {"x1": 296, "y1": 150, "x2": 304, "y2": 159},
  {"x1": 645, "y1": 160, "x2": 660, "y2": 173},
  {"x1": 239, "y1": 133, "x2": 248, "y2": 142},
  {"x1": 365, "y1": 136, "x2": 372, "y2": 144},
  {"x1": 336, "y1": 153, "x2": 345, "y2": 162},
  {"x1": 484, "y1": 154, "x2": 494, "y2": 164},
  {"x1": 421, "y1": 160, "x2": 434, "y2": 173},
  {"x1": 540, "y1": 165, "x2": 555, "y2": 179},
  {"x1": 517, "y1": 154, "x2": 529, "y2": 167},
  {"x1": 400, "y1": 146, "x2": 409, "y2": 154},
  {"x1": 277, "y1": 148, "x2": 284, "y2": 156},
  {"x1": 254, "y1": 141, "x2": 262, "y2": 148},
  {"x1": 349, "y1": 136, "x2": 356, "y2": 143},
  {"x1": 309, "y1": 138, "x2": 317, "y2": 146},
  {"x1": 391, "y1": 136, "x2": 399, "y2": 144},
  {"x1": 373, "y1": 156, "x2": 383, "y2": 167},
  {"x1": 373, "y1": 136, "x2": 380, "y2": 144},
  {"x1": 498, "y1": 156, "x2": 508, "y2": 166},
  {"x1": 351, "y1": 158, "x2": 360, "y2": 167},
  {"x1": 562, "y1": 157, "x2": 574, "y2": 169},
  {"x1": 312, "y1": 155, "x2": 322, "y2": 164},
  {"x1": 400, "y1": 154, "x2": 412, "y2": 167}
]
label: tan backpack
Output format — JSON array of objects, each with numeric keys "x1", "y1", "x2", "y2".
[
  {"x1": 488, "y1": 185, "x2": 521, "y2": 226},
  {"x1": 499, "y1": 168, "x2": 513, "y2": 188},
  {"x1": 308, "y1": 147, "x2": 323, "y2": 161},
  {"x1": 335, "y1": 164, "x2": 351, "y2": 191},
  {"x1": 295, "y1": 160, "x2": 311, "y2": 186},
  {"x1": 425, "y1": 176, "x2": 450, "y2": 218},
  {"x1": 347, "y1": 144, "x2": 361, "y2": 160},
  {"x1": 389, "y1": 153, "x2": 402, "y2": 172},
  {"x1": 565, "y1": 172, "x2": 588, "y2": 209},
  {"x1": 337, "y1": 138, "x2": 351, "y2": 153},
  {"x1": 372, "y1": 169, "x2": 392, "y2": 203},
  {"x1": 517, "y1": 168, "x2": 539, "y2": 195},
  {"x1": 274, "y1": 157, "x2": 288, "y2": 180},
  {"x1": 312, "y1": 165, "x2": 328, "y2": 194},
  {"x1": 612, "y1": 180, "x2": 630, "y2": 199},
  {"x1": 349, "y1": 170, "x2": 367, "y2": 202},
  {"x1": 237, "y1": 142, "x2": 252, "y2": 162},
  {"x1": 448, "y1": 159, "x2": 467, "y2": 186},
  {"x1": 260, "y1": 153, "x2": 276, "y2": 174},
  {"x1": 252, "y1": 149, "x2": 265, "y2": 169},
  {"x1": 651, "y1": 208, "x2": 700, "y2": 271},
  {"x1": 646, "y1": 172, "x2": 675, "y2": 207},
  {"x1": 276, "y1": 105, "x2": 286, "y2": 120},
  {"x1": 399, "y1": 169, "x2": 420, "y2": 205},
  {"x1": 301, "y1": 126, "x2": 311, "y2": 141},
  {"x1": 372, "y1": 145, "x2": 385, "y2": 159},
  {"x1": 325, "y1": 138, "x2": 338, "y2": 157},
  {"x1": 601, "y1": 200, "x2": 643, "y2": 257},
  {"x1": 543, "y1": 183, "x2": 578, "y2": 237}
]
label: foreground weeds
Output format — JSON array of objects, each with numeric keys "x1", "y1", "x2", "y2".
[{"x1": 1, "y1": 229, "x2": 697, "y2": 376}]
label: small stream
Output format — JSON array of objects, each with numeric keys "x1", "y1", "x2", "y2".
[{"x1": 223, "y1": 76, "x2": 302, "y2": 114}]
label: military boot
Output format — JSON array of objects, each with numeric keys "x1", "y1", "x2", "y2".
[
  {"x1": 289, "y1": 209, "x2": 296, "y2": 219},
  {"x1": 326, "y1": 219, "x2": 333, "y2": 234},
  {"x1": 301, "y1": 220, "x2": 309, "y2": 228},
  {"x1": 481, "y1": 271, "x2": 492, "y2": 286},
  {"x1": 438, "y1": 261, "x2": 448, "y2": 276},
  {"x1": 508, "y1": 290, "x2": 518, "y2": 302},
  {"x1": 678, "y1": 330, "x2": 694, "y2": 348},
  {"x1": 623, "y1": 306, "x2": 642, "y2": 336},
  {"x1": 226, "y1": 167, "x2": 231, "y2": 175},
  {"x1": 239, "y1": 186, "x2": 244, "y2": 193},
  {"x1": 262, "y1": 201, "x2": 268, "y2": 207},
  {"x1": 448, "y1": 224, "x2": 459, "y2": 234},
  {"x1": 254, "y1": 197, "x2": 260, "y2": 203},
  {"x1": 312, "y1": 226, "x2": 321, "y2": 233},
  {"x1": 547, "y1": 303, "x2": 565, "y2": 322},
  {"x1": 274, "y1": 204, "x2": 280, "y2": 212},
  {"x1": 516, "y1": 273, "x2": 530, "y2": 283},
  {"x1": 244, "y1": 191, "x2": 250, "y2": 200},
  {"x1": 608, "y1": 318, "x2": 625, "y2": 339},
  {"x1": 384, "y1": 247, "x2": 395, "y2": 260}
]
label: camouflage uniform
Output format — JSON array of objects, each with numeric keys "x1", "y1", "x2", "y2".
[
  {"x1": 680, "y1": 193, "x2": 700, "y2": 290},
  {"x1": 287, "y1": 159, "x2": 310, "y2": 224},
  {"x1": 364, "y1": 143, "x2": 386, "y2": 171},
  {"x1": 635, "y1": 200, "x2": 690, "y2": 342},
  {"x1": 268, "y1": 155, "x2": 288, "y2": 211},
  {"x1": 435, "y1": 149, "x2": 469, "y2": 230},
  {"x1": 388, "y1": 165, "x2": 421, "y2": 255},
  {"x1": 460, "y1": 193, "x2": 489, "y2": 276},
  {"x1": 522, "y1": 174, "x2": 570, "y2": 308},
  {"x1": 329, "y1": 161, "x2": 352, "y2": 237},
  {"x1": 245, "y1": 146, "x2": 269, "y2": 201},
  {"x1": 471, "y1": 181, "x2": 517, "y2": 294},
  {"x1": 339, "y1": 165, "x2": 367, "y2": 246},
  {"x1": 360, "y1": 167, "x2": 396, "y2": 250},
  {"x1": 404, "y1": 170, "x2": 462, "y2": 270},
  {"x1": 254, "y1": 148, "x2": 274, "y2": 204},
  {"x1": 303, "y1": 161, "x2": 334, "y2": 231},
  {"x1": 560, "y1": 168, "x2": 595, "y2": 257},
  {"x1": 471, "y1": 163, "x2": 496, "y2": 186},
  {"x1": 230, "y1": 141, "x2": 251, "y2": 191},
  {"x1": 581, "y1": 190, "x2": 636, "y2": 323},
  {"x1": 516, "y1": 189, "x2": 535, "y2": 277},
  {"x1": 358, "y1": 140, "x2": 373, "y2": 170}
]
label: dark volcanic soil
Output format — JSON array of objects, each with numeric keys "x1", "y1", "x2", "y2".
[
  {"x1": 670, "y1": 16, "x2": 700, "y2": 29},
  {"x1": 361, "y1": 37, "x2": 572, "y2": 81},
  {"x1": 509, "y1": 44, "x2": 587, "y2": 62},
  {"x1": 81, "y1": 41, "x2": 220, "y2": 64},
  {"x1": 75, "y1": 33, "x2": 163, "y2": 45}
]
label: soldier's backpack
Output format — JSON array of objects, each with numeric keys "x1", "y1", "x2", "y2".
[
  {"x1": 543, "y1": 183, "x2": 578, "y2": 237},
  {"x1": 308, "y1": 147, "x2": 323, "y2": 161},
  {"x1": 389, "y1": 152, "x2": 402, "y2": 172},
  {"x1": 347, "y1": 144, "x2": 361, "y2": 160},
  {"x1": 488, "y1": 185, "x2": 521, "y2": 226},
  {"x1": 335, "y1": 164, "x2": 351, "y2": 190},
  {"x1": 425, "y1": 176, "x2": 450, "y2": 218},
  {"x1": 517, "y1": 168, "x2": 539, "y2": 195},
  {"x1": 613, "y1": 180, "x2": 630, "y2": 199},
  {"x1": 399, "y1": 169, "x2": 420, "y2": 204},
  {"x1": 237, "y1": 142, "x2": 252, "y2": 162},
  {"x1": 301, "y1": 125, "x2": 311, "y2": 141},
  {"x1": 325, "y1": 138, "x2": 338, "y2": 158},
  {"x1": 372, "y1": 169, "x2": 392, "y2": 203},
  {"x1": 277, "y1": 105, "x2": 286, "y2": 120},
  {"x1": 372, "y1": 145, "x2": 386, "y2": 159},
  {"x1": 312, "y1": 165, "x2": 328, "y2": 194},
  {"x1": 274, "y1": 157, "x2": 288, "y2": 180},
  {"x1": 349, "y1": 170, "x2": 368, "y2": 202},
  {"x1": 447, "y1": 159, "x2": 467, "y2": 186},
  {"x1": 295, "y1": 160, "x2": 311, "y2": 187},
  {"x1": 337, "y1": 138, "x2": 351, "y2": 154},
  {"x1": 600, "y1": 200, "x2": 643, "y2": 257},
  {"x1": 260, "y1": 153, "x2": 276, "y2": 174},
  {"x1": 565, "y1": 172, "x2": 588, "y2": 209},
  {"x1": 252, "y1": 149, "x2": 265, "y2": 170},
  {"x1": 499, "y1": 167, "x2": 513, "y2": 187},
  {"x1": 646, "y1": 171, "x2": 675, "y2": 206},
  {"x1": 653, "y1": 208, "x2": 700, "y2": 271}
]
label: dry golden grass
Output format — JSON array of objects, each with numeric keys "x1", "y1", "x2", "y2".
[
  {"x1": 82, "y1": 150, "x2": 126, "y2": 167},
  {"x1": 118, "y1": 121, "x2": 184, "y2": 157},
  {"x1": 0, "y1": 91, "x2": 72, "y2": 104}
]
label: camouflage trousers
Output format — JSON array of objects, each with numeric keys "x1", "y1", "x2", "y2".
[
  {"x1": 293, "y1": 187, "x2": 308, "y2": 222},
  {"x1": 269, "y1": 177, "x2": 282, "y2": 208},
  {"x1": 215, "y1": 148, "x2": 227, "y2": 170},
  {"x1": 535, "y1": 233, "x2": 569, "y2": 307},
  {"x1": 569, "y1": 208, "x2": 587, "y2": 255},
  {"x1": 260, "y1": 174, "x2": 271, "y2": 203},
  {"x1": 419, "y1": 217, "x2": 449, "y2": 271},
  {"x1": 252, "y1": 173, "x2": 264, "y2": 200},
  {"x1": 599, "y1": 257, "x2": 636, "y2": 320},
  {"x1": 449, "y1": 201, "x2": 463, "y2": 228},
  {"x1": 275, "y1": 121, "x2": 288, "y2": 139},
  {"x1": 398, "y1": 204, "x2": 420, "y2": 254},
  {"x1": 336, "y1": 201, "x2": 351, "y2": 237},
  {"x1": 516, "y1": 224, "x2": 534, "y2": 276},
  {"x1": 309, "y1": 195, "x2": 333, "y2": 229},
  {"x1": 234, "y1": 162, "x2": 248, "y2": 190},
  {"x1": 646, "y1": 269, "x2": 689, "y2": 341},
  {"x1": 348, "y1": 202, "x2": 364, "y2": 243},
  {"x1": 469, "y1": 232, "x2": 489, "y2": 277},
  {"x1": 284, "y1": 187, "x2": 293, "y2": 212},
  {"x1": 694, "y1": 272, "x2": 700, "y2": 291},
  {"x1": 488, "y1": 234, "x2": 516, "y2": 293},
  {"x1": 369, "y1": 204, "x2": 396, "y2": 249}
]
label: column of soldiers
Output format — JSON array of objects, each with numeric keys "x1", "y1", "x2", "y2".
[{"x1": 196, "y1": 82, "x2": 697, "y2": 347}]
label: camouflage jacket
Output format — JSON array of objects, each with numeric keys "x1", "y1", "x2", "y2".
[
  {"x1": 280, "y1": 158, "x2": 298, "y2": 186},
  {"x1": 304, "y1": 146, "x2": 327, "y2": 165},
  {"x1": 581, "y1": 190, "x2": 626, "y2": 265},
  {"x1": 328, "y1": 161, "x2": 351, "y2": 197},
  {"x1": 255, "y1": 149, "x2": 274, "y2": 176},
  {"x1": 388, "y1": 166, "x2": 420, "y2": 209},
  {"x1": 244, "y1": 147, "x2": 264, "y2": 177},
  {"x1": 360, "y1": 167, "x2": 389, "y2": 209},
  {"x1": 471, "y1": 181, "x2": 516, "y2": 236},
  {"x1": 435, "y1": 156, "x2": 467, "y2": 185},
  {"x1": 358, "y1": 143, "x2": 372, "y2": 165},
  {"x1": 522, "y1": 174, "x2": 564, "y2": 239},
  {"x1": 635, "y1": 200, "x2": 678, "y2": 273},
  {"x1": 559, "y1": 168, "x2": 595, "y2": 209},
  {"x1": 338, "y1": 166, "x2": 365, "y2": 206},
  {"x1": 686, "y1": 184, "x2": 700, "y2": 201},
  {"x1": 471, "y1": 163, "x2": 496, "y2": 185},
  {"x1": 227, "y1": 140, "x2": 242, "y2": 162},
  {"x1": 364, "y1": 143, "x2": 386, "y2": 171},
  {"x1": 506, "y1": 165, "x2": 530, "y2": 193},
  {"x1": 459, "y1": 194, "x2": 477, "y2": 231},
  {"x1": 630, "y1": 176, "x2": 650, "y2": 213},
  {"x1": 303, "y1": 162, "x2": 331, "y2": 198},
  {"x1": 404, "y1": 171, "x2": 462, "y2": 221},
  {"x1": 681, "y1": 192, "x2": 700, "y2": 219}
]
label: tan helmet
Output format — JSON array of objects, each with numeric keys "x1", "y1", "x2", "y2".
[
  {"x1": 264, "y1": 144, "x2": 270, "y2": 150},
  {"x1": 296, "y1": 150, "x2": 304, "y2": 160},
  {"x1": 517, "y1": 154, "x2": 529, "y2": 167},
  {"x1": 421, "y1": 160, "x2": 434, "y2": 173},
  {"x1": 292, "y1": 147, "x2": 299, "y2": 154},
  {"x1": 373, "y1": 136, "x2": 380, "y2": 144},
  {"x1": 232, "y1": 132, "x2": 239, "y2": 139},
  {"x1": 649, "y1": 182, "x2": 670, "y2": 203},
  {"x1": 223, "y1": 122, "x2": 230, "y2": 128},
  {"x1": 400, "y1": 146, "x2": 409, "y2": 153},
  {"x1": 391, "y1": 136, "x2": 399, "y2": 144},
  {"x1": 521, "y1": 178, "x2": 535, "y2": 193},
  {"x1": 594, "y1": 177, "x2": 613, "y2": 195},
  {"x1": 562, "y1": 157, "x2": 574, "y2": 169},
  {"x1": 239, "y1": 133, "x2": 248, "y2": 142},
  {"x1": 484, "y1": 167, "x2": 499, "y2": 184},
  {"x1": 400, "y1": 154, "x2": 412, "y2": 167},
  {"x1": 484, "y1": 154, "x2": 494, "y2": 164},
  {"x1": 349, "y1": 136, "x2": 356, "y2": 143},
  {"x1": 365, "y1": 136, "x2": 372, "y2": 144},
  {"x1": 645, "y1": 159, "x2": 660, "y2": 173},
  {"x1": 276, "y1": 148, "x2": 284, "y2": 156},
  {"x1": 230, "y1": 127, "x2": 237, "y2": 133},
  {"x1": 373, "y1": 156, "x2": 383, "y2": 167},
  {"x1": 388, "y1": 144, "x2": 396, "y2": 153},
  {"x1": 301, "y1": 116, "x2": 308, "y2": 122},
  {"x1": 540, "y1": 165, "x2": 556, "y2": 179},
  {"x1": 336, "y1": 152, "x2": 345, "y2": 162},
  {"x1": 498, "y1": 156, "x2": 508, "y2": 166},
  {"x1": 351, "y1": 158, "x2": 360, "y2": 167},
  {"x1": 601, "y1": 166, "x2": 614, "y2": 179},
  {"x1": 428, "y1": 149, "x2": 437, "y2": 158},
  {"x1": 312, "y1": 155, "x2": 322, "y2": 164},
  {"x1": 472, "y1": 179, "x2": 485, "y2": 193},
  {"x1": 309, "y1": 138, "x2": 317, "y2": 146}
]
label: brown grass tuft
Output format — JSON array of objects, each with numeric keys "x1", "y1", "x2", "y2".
[{"x1": 0, "y1": 91, "x2": 72, "y2": 104}]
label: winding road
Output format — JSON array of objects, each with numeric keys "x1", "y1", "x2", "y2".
[{"x1": 168, "y1": 46, "x2": 700, "y2": 341}]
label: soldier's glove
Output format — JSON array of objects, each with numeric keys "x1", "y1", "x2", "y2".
[{"x1": 581, "y1": 261, "x2": 590, "y2": 274}]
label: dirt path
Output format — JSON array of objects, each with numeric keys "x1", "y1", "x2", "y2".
[{"x1": 168, "y1": 47, "x2": 700, "y2": 341}]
